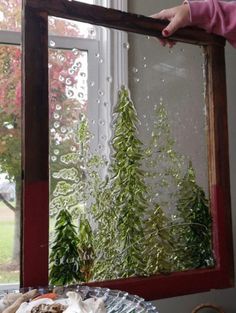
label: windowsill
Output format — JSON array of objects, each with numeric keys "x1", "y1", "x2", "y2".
[{"x1": 0, "y1": 283, "x2": 20, "y2": 292}]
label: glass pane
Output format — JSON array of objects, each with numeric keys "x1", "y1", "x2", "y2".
[
  {"x1": 48, "y1": 17, "x2": 96, "y2": 38},
  {"x1": 0, "y1": 0, "x2": 96, "y2": 34},
  {"x1": 48, "y1": 22, "x2": 214, "y2": 285},
  {"x1": 0, "y1": 0, "x2": 21, "y2": 32},
  {"x1": 0, "y1": 45, "x2": 21, "y2": 285},
  {"x1": 48, "y1": 45, "x2": 89, "y2": 285},
  {"x1": 48, "y1": 0, "x2": 96, "y2": 38}
]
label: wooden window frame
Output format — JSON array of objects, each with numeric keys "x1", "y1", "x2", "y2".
[{"x1": 22, "y1": 0, "x2": 234, "y2": 300}]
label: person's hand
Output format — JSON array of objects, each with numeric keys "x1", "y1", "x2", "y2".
[{"x1": 151, "y1": 3, "x2": 191, "y2": 47}]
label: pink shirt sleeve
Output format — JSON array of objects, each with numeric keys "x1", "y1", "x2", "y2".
[{"x1": 186, "y1": 0, "x2": 236, "y2": 47}]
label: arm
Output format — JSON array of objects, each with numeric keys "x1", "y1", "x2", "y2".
[
  {"x1": 188, "y1": 0, "x2": 236, "y2": 47},
  {"x1": 152, "y1": 0, "x2": 236, "y2": 47}
]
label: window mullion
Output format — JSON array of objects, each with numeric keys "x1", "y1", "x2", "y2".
[{"x1": 0, "y1": 30, "x2": 21, "y2": 45}]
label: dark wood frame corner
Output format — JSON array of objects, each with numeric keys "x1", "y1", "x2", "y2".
[{"x1": 21, "y1": 0, "x2": 234, "y2": 300}]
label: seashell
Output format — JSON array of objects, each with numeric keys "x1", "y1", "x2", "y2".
[
  {"x1": 63, "y1": 292, "x2": 106, "y2": 313},
  {"x1": 0, "y1": 294, "x2": 23, "y2": 313},
  {"x1": 3, "y1": 290, "x2": 38, "y2": 313},
  {"x1": 16, "y1": 299, "x2": 54, "y2": 313}
]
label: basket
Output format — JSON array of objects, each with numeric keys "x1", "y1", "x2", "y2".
[{"x1": 191, "y1": 303, "x2": 225, "y2": 313}]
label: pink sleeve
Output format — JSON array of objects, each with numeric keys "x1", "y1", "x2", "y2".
[{"x1": 187, "y1": 0, "x2": 236, "y2": 47}]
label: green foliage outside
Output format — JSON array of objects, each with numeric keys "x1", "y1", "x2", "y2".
[
  {"x1": 0, "y1": 220, "x2": 19, "y2": 283},
  {"x1": 0, "y1": 221, "x2": 14, "y2": 263}
]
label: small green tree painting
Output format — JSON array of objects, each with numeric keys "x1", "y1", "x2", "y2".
[
  {"x1": 173, "y1": 162, "x2": 214, "y2": 270},
  {"x1": 49, "y1": 209, "x2": 82, "y2": 285},
  {"x1": 143, "y1": 204, "x2": 174, "y2": 275},
  {"x1": 77, "y1": 215, "x2": 95, "y2": 282},
  {"x1": 49, "y1": 112, "x2": 101, "y2": 284}
]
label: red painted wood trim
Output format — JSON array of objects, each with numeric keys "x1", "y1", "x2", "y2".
[
  {"x1": 87, "y1": 267, "x2": 232, "y2": 300},
  {"x1": 211, "y1": 185, "x2": 234, "y2": 281},
  {"x1": 21, "y1": 181, "x2": 49, "y2": 286},
  {"x1": 204, "y1": 45, "x2": 234, "y2": 287}
]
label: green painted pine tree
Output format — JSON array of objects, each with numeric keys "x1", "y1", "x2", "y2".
[
  {"x1": 92, "y1": 178, "x2": 118, "y2": 280},
  {"x1": 145, "y1": 99, "x2": 184, "y2": 211},
  {"x1": 173, "y1": 162, "x2": 214, "y2": 270},
  {"x1": 143, "y1": 204, "x2": 173, "y2": 275},
  {"x1": 77, "y1": 215, "x2": 95, "y2": 282},
  {"x1": 109, "y1": 86, "x2": 148, "y2": 277},
  {"x1": 143, "y1": 99, "x2": 184, "y2": 274},
  {"x1": 49, "y1": 209, "x2": 82, "y2": 285}
]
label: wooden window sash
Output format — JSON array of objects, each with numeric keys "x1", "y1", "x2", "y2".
[{"x1": 21, "y1": 0, "x2": 234, "y2": 300}]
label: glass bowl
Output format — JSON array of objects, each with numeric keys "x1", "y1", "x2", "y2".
[{"x1": 0, "y1": 285, "x2": 159, "y2": 313}]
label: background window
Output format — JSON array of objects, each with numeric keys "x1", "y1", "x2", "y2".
[
  {"x1": 0, "y1": 0, "x2": 127, "y2": 289},
  {"x1": 0, "y1": 44, "x2": 21, "y2": 289}
]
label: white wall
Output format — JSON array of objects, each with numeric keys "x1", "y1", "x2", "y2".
[{"x1": 128, "y1": 1, "x2": 236, "y2": 312}]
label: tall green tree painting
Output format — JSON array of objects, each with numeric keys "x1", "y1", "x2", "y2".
[
  {"x1": 93, "y1": 86, "x2": 148, "y2": 279},
  {"x1": 142, "y1": 100, "x2": 184, "y2": 274},
  {"x1": 109, "y1": 86, "x2": 148, "y2": 277},
  {"x1": 145, "y1": 99, "x2": 185, "y2": 212}
]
